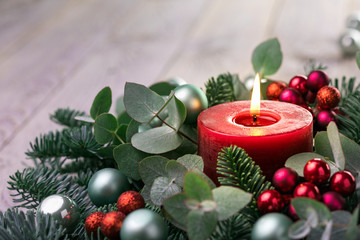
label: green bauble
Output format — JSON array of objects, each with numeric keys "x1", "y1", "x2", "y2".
[
  {"x1": 37, "y1": 194, "x2": 80, "y2": 233},
  {"x1": 120, "y1": 209, "x2": 168, "y2": 240},
  {"x1": 167, "y1": 76, "x2": 187, "y2": 86},
  {"x1": 88, "y1": 168, "x2": 130, "y2": 206},
  {"x1": 251, "y1": 213, "x2": 292, "y2": 240},
  {"x1": 174, "y1": 84, "x2": 208, "y2": 124}
]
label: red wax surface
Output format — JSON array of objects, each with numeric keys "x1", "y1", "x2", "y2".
[{"x1": 197, "y1": 100, "x2": 313, "y2": 184}]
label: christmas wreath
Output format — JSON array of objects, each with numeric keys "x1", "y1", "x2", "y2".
[{"x1": 1, "y1": 38, "x2": 360, "y2": 240}]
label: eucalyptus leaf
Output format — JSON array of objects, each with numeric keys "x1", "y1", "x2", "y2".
[
  {"x1": 165, "y1": 94, "x2": 186, "y2": 130},
  {"x1": 291, "y1": 198, "x2": 331, "y2": 223},
  {"x1": 330, "y1": 210, "x2": 351, "y2": 238},
  {"x1": 117, "y1": 111, "x2": 132, "y2": 125},
  {"x1": 306, "y1": 207, "x2": 319, "y2": 228},
  {"x1": 346, "y1": 207, "x2": 359, "y2": 240},
  {"x1": 315, "y1": 131, "x2": 360, "y2": 172},
  {"x1": 165, "y1": 160, "x2": 187, "y2": 186},
  {"x1": 191, "y1": 168, "x2": 216, "y2": 189},
  {"x1": 321, "y1": 220, "x2": 333, "y2": 240},
  {"x1": 327, "y1": 122, "x2": 346, "y2": 169},
  {"x1": 149, "y1": 81, "x2": 177, "y2": 95},
  {"x1": 126, "y1": 119, "x2": 141, "y2": 143},
  {"x1": 94, "y1": 113, "x2": 117, "y2": 144},
  {"x1": 90, "y1": 86, "x2": 112, "y2": 119},
  {"x1": 113, "y1": 143, "x2": 149, "y2": 180},
  {"x1": 131, "y1": 125, "x2": 183, "y2": 154},
  {"x1": 141, "y1": 184, "x2": 153, "y2": 205},
  {"x1": 177, "y1": 154, "x2": 204, "y2": 171},
  {"x1": 199, "y1": 200, "x2": 217, "y2": 212},
  {"x1": 356, "y1": 52, "x2": 360, "y2": 70},
  {"x1": 285, "y1": 152, "x2": 326, "y2": 177},
  {"x1": 212, "y1": 186, "x2": 252, "y2": 221},
  {"x1": 184, "y1": 172, "x2": 213, "y2": 201},
  {"x1": 251, "y1": 38, "x2": 282, "y2": 77},
  {"x1": 187, "y1": 209, "x2": 217, "y2": 240},
  {"x1": 115, "y1": 95, "x2": 125, "y2": 115},
  {"x1": 139, "y1": 156, "x2": 168, "y2": 185},
  {"x1": 163, "y1": 193, "x2": 189, "y2": 230},
  {"x1": 124, "y1": 82, "x2": 165, "y2": 123},
  {"x1": 288, "y1": 220, "x2": 311, "y2": 239},
  {"x1": 150, "y1": 176, "x2": 182, "y2": 206}
]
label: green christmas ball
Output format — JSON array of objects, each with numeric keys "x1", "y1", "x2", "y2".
[
  {"x1": 173, "y1": 84, "x2": 208, "y2": 124},
  {"x1": 251, "y1": 213, "x2": 292, "y2": 240},
  {"x1": 120, "y1": 209, "x2": 168, "y2": 240},
  {"x1": 88, "y1": 168, "x2": 130, "y2": 206},
  {"x1": 37, "y1": 194, "x2": 80, "y2": 233},
  {"x1": 167, "y1": 76, "x2": 187, "y2": 86}
]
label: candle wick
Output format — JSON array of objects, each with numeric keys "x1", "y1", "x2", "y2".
[{"x1": 253, "y1": 114, "x2": 257, "y2": 124}]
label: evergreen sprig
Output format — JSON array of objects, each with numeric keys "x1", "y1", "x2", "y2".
[
  {"x1": 209, "y1": 214, "x2": 252, "y2": 240},
  {"x1": 205, "y1": 73, "x2": 237, "y2": 107},
  {"x1": 304, "y1": 59, "x2": 327, "y2": 75},
  {"x1": 330, "y1": 76, "x2": 360, "y2": 101},
  {"x1": 50, "y1": 108, "x2": 87, "y2": 128},
  {"x1": 0, "y1": 209, "x2": 66, "y2": 240},
  {"x1": 217, "y1": 145, "x2": 273, "y2": 222}
]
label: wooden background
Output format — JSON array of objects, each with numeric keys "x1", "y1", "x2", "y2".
[{"x1": 0, "y1": 0, "x2": 360, "y2": 210}]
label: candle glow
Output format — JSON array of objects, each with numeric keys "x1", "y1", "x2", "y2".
[{"x1": 250, "y1": 73, "x2": 261, "y2": 117}]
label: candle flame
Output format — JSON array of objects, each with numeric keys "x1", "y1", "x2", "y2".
[{"x1": 250, "y1": 73, "x2": 261, "y2": 116}]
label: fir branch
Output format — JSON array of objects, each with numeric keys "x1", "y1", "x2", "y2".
[
  {"x1": 7, "y1": 167, "x2": 73, "y2": 208},
  {"x1": 337, "y1": 91, "x2": 360, "y2": 143},
  {"x1": 217, "y1": 145, "x2": 273, "y2": 222},
  {"x1": 50, "y1": 108, "x2": 88, "y2": 128},
  {"x1": 330, "y1": 76, "x2": 360, "y2": 99},
  {"x1": 205, "y1": 73, "x2": 236, "y2": 107},
  {"x1": 0, "y1": 209, "x2": 66, "y2": 240},
  {"x1": 304, "y1": 59, "x2": 327, "y2": 75},
  {"x1": 209, "y1": 214, "x2": 252, "y2": 240}
]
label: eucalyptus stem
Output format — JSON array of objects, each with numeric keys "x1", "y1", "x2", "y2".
[
  {"x1": 157, "y1": 116, "x2": 198, "y2": 145},
  {"x1": 114, "y1": 132, "x2": 125, "y2": 144}
]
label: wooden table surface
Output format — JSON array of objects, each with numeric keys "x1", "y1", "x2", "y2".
[{"x1": 0, "y1": 0, "x2": 360, "y2": 211}]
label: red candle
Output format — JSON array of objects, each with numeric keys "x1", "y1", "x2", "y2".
[{"x1": 197, "y1": 100, "x2": 313, "y2": 184}]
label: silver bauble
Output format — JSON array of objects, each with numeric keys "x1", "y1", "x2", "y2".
[
  {"x1": 251, "y1": 213, "x2": 292, "y2": 240},
  {"x1": 37, "y1": 194, "x2": 80, "y2": 233},
  {"x1": 346, "y1": 12, "x2": 360, "y2": 31},
  {"x1": 339, "y1": 29, "x2": 360, "y2": 56}
]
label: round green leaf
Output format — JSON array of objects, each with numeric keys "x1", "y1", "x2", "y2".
[
  {"x1": 184, "y1": 172, "x2": 212, "y2": 201},
  {"x1": 90, "y1": 87, "x2": 112, "y2": 119},
  {"x1": 150, "y1": 176, "x2": 182, "y2": 206},
  {"x1": 166, "y1": 160, "x2": 187, "y2": 186},
  {"x1": 187, "y1": 209, "x2": 217, "y2": 240},
  {"x1": 94, "y1": 113, "x2": 117, "y2": 144},
  {"x1": 149, "y1": 82, "x2": 177, "y2": 95},
  {"x1": 177, "y1": 154, "x2": 204, "y2": 171},
  {"x1": 288, "y1": 220, "x2": 311, "y2": 239},
  {"x1": 285, "y1": 152, "x2": 326, "y2": 177},
  {"x1": 139, "y1": 156, "x2": 169, "y2": 185},
  {"x1": 163, "y1": 193, "x2": 189, "y2": 230}
]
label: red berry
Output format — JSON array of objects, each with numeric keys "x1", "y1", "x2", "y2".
[
  {"x1": 316, "y1": 86, "x2": 341, "y2": 110},
  {"x1": 303, "y1": 158, "x2": 331, "y2": 185},
  {"x1": 101, "y1": 211, "x2": 126, "y2": 240},
  {"x1": 273, "y1": 167, "x2": 299, "y2": 193},
  {"x1": 117, "y1": 191, "x2": 145, "y2": 215},
  {"x1": 306, "y1": 91, "x2": 317, "y2": 104},
  {"x1": 306, "y1": 70, "x2": 330, "y2": 92},
  {"x1": 293, "y1": 182, "x2": 321, "y2": 200},
  {"x1": 257, "y1": 189, "x2": 284, "y2": 214},
  {"x1": 289, "y1": 75, "x2": 308, "y2": 96},
  {"x1": 330, "y1": 170, "x2": 356, "y2": 197},
  {"x1": 322, "y1": 191, "x2": 345, "y2": 211},
  {"x1": 279, "y1": 88, "x2": 304, "y2": 105},
  {"x1": 317, "y1": 110, "x2": 336, "y2": 128},
  {"x1": 266, "y1": 81, "x2": 287, "y2": 100},
  {"x1": 85, "y1": 212, "x2": 105, "y2": 236}
]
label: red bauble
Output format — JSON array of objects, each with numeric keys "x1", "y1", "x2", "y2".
[
  {"x1": 101, "y1": 211, "x2": 126, "y2": 240},
  {"x1": 266, "y1": 81, "x2": 287, "y2": 100},
  {"x1": 306, "y1": 91, "x2": 317, "y2": 104},
  {"x1": 316, "y1": 110, "x2": 336, "y2": 128},
  {"x1": 322, "y1": 191, "x2": 345, "y2": 211},
  {"x1": 257, "y1": 189, "x2": 284, "y2": 214},
  {"x1": 293, "y1": 182, "x2": 321, "y2": 200},
  {"x1": 303, "y1": 158, "x2": 331, "y2": 185},
  {"x1": 117, "y1": 190, "x2": 145, "y2": 215},
  {"x1": 330, "y1": 170, "x2": 356, "y2": 197},
  {"x1": 273, "y1": 167, "x2": 299, "y2": 193},
  {"x1": 316, "y1": 86, "x2": 341, "y2": 110},
  {"x1": 85, "y1": 212, "x2": 106, "y2": 236},
  {"x1": 288, "y1": 204, "x2": 299, "y2": 220},
  {"x1": 279, "y1": 88, "x2": 304, "y2": 105},
  {"x1": 289, "y1": 75, "x2": 308, "y2": 96},
  {"x1": 306, "y1": 70, "x2": 330, "y2": 92}
]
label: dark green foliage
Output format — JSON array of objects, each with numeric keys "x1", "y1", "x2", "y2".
[
  {"x1": 209, "y1": 214, "x2": 252, "y2": 240},
  {"x1": 0, "y1": 209, "x2": 66, "y2": 240},
  {"x1": 337, "y1": 92, "x2": 360, "y2": 144},
  {"x1": 217, "y1": 145, "x2": 273, "y2": 223},
  {"x1": 304, "y1": 59, "x2": 327, "y2": 75},
  {"x1": 330, "y1": 76, "x2": 360, "y2": 101},
  {"x1": 205, "y1": 73, "x2": 236, "y2": 107},
  {"x1": 50, "y1": 108, "x2": 87, "y2": 128}
]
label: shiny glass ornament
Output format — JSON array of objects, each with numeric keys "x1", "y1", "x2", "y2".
[
  {"x1": 167, "y1": 76, "x2": 187, "y2": 86},
  {"x1": 293, "y1": 182, "x2": 321, "y2": 200},
  {"x1": 37, "y1": 194, "x2": 80, "y2": 233},
  {"x1": 88, "y1": 168, "x2": 130, "y2": 206},
  {"x1": 303, "y1": 158, "x2": 331, "y2": 184},
  {"x1": 251, "y1": 213, "x2": 292, "y2": 240},
  {"x1": 339, "y1": 29, "x2": 360, "y2": 56},
  {"x1": 273, "y1": 167, "x2": 299, "y2": 193},
  {"x1": 120, "y1": 209, "x2": 168, "y2": 240},
  {"x1": 316, "y1": 86, "x2": 341, "y2": 110},
  {"x1": 346, "y1": 13, "x2": 360, "y2": 31},
  {"x1": 330, "y1": 170, "x2": 356, "y2": 196},
  {"x1": 257, "y1": 189, "x2": 284, "y2": 214},
  {"x1": 322, "y1": 191, "x2": 345, "y2": 211}
]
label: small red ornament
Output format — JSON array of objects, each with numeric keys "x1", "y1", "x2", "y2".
[
  {"x1": 257, "y1": 189, "x2": 284, "y2": 214},
  {"x1": 293, "y1": 182, "x2": 321, "y2": 200},
  {"x1": 101, "y1": 211, "x2": 126, "y2": 240},
  {"x1": 316, "y1": 110, "x2": 336, "y2": 128},
  {"x1": 266, "y1": 81, "x2": 287, "y2": 100},
  {"x1": 303, "y1": 158, "x2": 331, "y2": 185},
  {"x1": 117, "y1": 190, "x2": 145, "y2": 215},
  {"x1": 330, "y1": 170, "x2": 356, "y2": 197},
  {"x1": 306, "y1": 91, "x2": 317, "y2": 104},
  {"x1": 282, "y1": 194, "x2": 293, "y2": 205},
  {"x1": 288, "y1": 204, "x2": 299, "y2": 220},
  {"x1": 322, "y1": 191, "x2": 345, "y2": 211},
  {"x1": 316, "y1": 86, "x2": 341, "y2": 110},
  {"x1": 279, "y1": 88, "x2": 304, "y2": 105},
  {"x1": 289, "y1": 75, "x2": 308, "y2": 96},
  {"x1": 273, "y1": 167, "x2": 299, "y2": 193},
  {"x1": 85, "y1": 212, "x2": 106, "y2": 236},
  {"x1": 306, "y1": 70, "x2": 330, "y2": 92}
]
